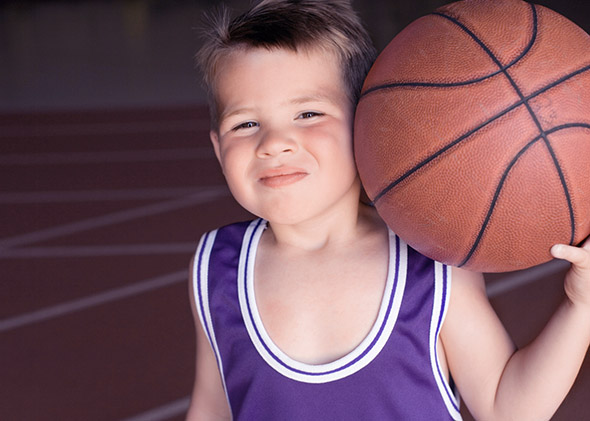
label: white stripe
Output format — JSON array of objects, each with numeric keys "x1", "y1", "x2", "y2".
[
  {"x1": 0, "y1": 270, "x2": 186, "y2": 333},
  {"x1": 0, "y1": 243, "x2": 196, "y2": 258},
  {"x1": 119, "y1": 397, "x2": 190, "y2": 421},
  {"x1": 239, "y1": 220, "x2": 407, "y2": 383},
  {"x1": 192, "y1": 229, "x2": 233, "y2": 417},
  {"x1": 0, "y1": 188, "x2": 227, "y2": 250},
  {"x1": 0, "y1": 118, "x2": 209, "y2": 138},
  {"x1": 0, "y1": 186, "x2": 220, "y2": 204},
  {"x1": 0, "y1": 148, "x2": 213, "y2": 166},
  {"x1": 193, "y1": 230, "x2": 217, "y2": 347},
  {"x1": 431, "y1": 264, "x2": 462, "y2": 420},
  {"x1": 486, "y1": 259, "x2": 568, "y2": 298}
]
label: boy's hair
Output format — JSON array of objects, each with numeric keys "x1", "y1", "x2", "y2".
[{"x1": 196, "y1": 0, "x2": 377, "y2": 130}]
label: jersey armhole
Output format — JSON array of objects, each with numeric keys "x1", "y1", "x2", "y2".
[
  {"x1": 192, "y1": 230, "x2": 217, "y2": 346},
  {"x1": 431, "y1": 263, "x2": 462, "y2": 420}
]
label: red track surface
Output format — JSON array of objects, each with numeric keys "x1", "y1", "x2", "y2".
[{"x1": 1, "y1": 106, "x2": 587, "y2": 420}]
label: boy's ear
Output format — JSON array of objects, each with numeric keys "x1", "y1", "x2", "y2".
[{"x1": 210, "y1": 130, "x2": 222, "y2": 163}]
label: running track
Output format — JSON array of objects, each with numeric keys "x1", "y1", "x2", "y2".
[{"x1": 1, "y1": 105, "x2": 588, "y2": 420}]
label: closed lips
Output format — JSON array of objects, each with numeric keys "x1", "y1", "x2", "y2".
[{"x1": 258, "y1": 168, "x2": 308, "y2": 187}]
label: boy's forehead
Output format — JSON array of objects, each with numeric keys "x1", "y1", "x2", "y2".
[
  {"x1": 213, "y1": 47, "x2": 348, "y2": 110},
  {"x1": 216, "y1": 46, "x2": 343, "y2": 84},
  {"x1": 221, "y1": 47, "x2": 343, "y2": 77}
]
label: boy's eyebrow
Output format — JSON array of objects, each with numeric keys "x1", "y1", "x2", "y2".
[
  {"x1": 219, "y1": 107, "x2": 255, "y2": 121},
  {"x1": 289, "y1": 93, "x2": 337, "y2": 105}
]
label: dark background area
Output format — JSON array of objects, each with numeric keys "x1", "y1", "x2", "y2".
[{"x1": 2, "y1": 0, "x2": 589, "y2": 112}]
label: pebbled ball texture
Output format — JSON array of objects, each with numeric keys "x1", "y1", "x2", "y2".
[{"x1": 354, "y1": 0, "x2": 590, "y2": 272}]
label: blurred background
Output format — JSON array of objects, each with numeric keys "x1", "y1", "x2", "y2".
[
  {"x1": 1, "y1": 0, "x2": 590, "y2": 420},
  {"x1": 3, "y1": 0, "x2": 588, "y2": 112}
]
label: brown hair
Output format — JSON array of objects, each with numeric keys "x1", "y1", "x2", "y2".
[{"x1": 196, "y1": 0, "x2": 376, "y2": 129}]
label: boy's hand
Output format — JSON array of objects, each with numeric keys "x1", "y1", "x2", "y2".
[{"x1": 551, "y1": 236, "x2": 590, "y2": 308}]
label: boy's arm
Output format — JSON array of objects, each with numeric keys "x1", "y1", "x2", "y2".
[
  {"x1": 442, "y1": 238, "x2": 590, "y2": 421},
  {"x1": 186, "y1": 260, "x2": 231, "y2": 421}
]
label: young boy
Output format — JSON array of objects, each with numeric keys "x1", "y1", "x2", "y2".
[{"x1": 187, "y1": 1, "x2": 590, "y2": 419}]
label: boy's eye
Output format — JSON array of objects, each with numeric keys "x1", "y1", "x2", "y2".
[
  {"x1": 298, "y1": 111, "x2": 323, "y2": 119},
  {"x1": 233, "y1": 121, "x2": 259, "y2": 131}
]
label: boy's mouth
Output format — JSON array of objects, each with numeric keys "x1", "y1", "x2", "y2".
[{"x1": 258, "y1": 167, "x2": 308, "y2": 188}]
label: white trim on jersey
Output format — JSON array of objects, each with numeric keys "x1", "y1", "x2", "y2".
[
  {"x1": 430, "y1": 263, "x2": 462, "y2": 420},
  {"x1": 192, "y1": 229, "x2": 233, "y2": 417},
  {"x1": 238, "y1": 218, "x2": 408, "y2": 384}
]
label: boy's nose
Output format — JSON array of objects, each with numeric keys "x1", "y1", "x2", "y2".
[{"x1": 255, "y1": 130, "x2": 298, "y2": 158}]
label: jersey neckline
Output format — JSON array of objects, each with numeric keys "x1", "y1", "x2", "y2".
[{"x1": 237, "y1": 218, "x2": 408, "y2": 383}]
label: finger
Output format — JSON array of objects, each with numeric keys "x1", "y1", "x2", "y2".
[{"x1": 551, "y1": 244, "x2": 590, "y2": 267}]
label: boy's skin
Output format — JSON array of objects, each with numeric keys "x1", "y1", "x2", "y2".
[{"x1": 187, "y1": 45, "x2": 590, "y2": 421}]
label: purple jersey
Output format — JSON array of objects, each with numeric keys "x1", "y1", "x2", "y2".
[{"x1": 193, "y1": 218, "x2": 461, "y2": 420}]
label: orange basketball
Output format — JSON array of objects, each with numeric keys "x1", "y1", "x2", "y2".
[{"x1": 354, "y1": 0, "x2": 590, "y2": 272}]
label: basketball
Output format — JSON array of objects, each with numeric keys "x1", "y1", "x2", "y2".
[{"x1": 354, "y1": 0, "x2": 590, "y2": 272}]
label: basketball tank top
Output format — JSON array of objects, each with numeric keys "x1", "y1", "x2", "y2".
[{"x1": 193, "y1": 219, "x2": 461, "y2": 420}]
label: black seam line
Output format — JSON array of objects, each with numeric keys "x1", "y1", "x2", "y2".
[
  {"x1": 437, "y1": 3, "x2": 575, "y2": 266},
  {"x1": 369, "y1": 62, "x2": 590, "y2": 206},
  {"x1": 369, "y1": 3, "x2": 583, "y2": 267},
  {"x1": 459, "y1": 123, "x2": 590, "y2": 267},
  {"x1": 360, "y1": 4, "x2": 537, "y2": 98}
]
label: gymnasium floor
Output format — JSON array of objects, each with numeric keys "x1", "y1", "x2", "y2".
[{"x1": 2, "y1": 1, "x2": 590, "y2": 420}]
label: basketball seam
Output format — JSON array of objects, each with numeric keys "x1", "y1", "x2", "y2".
[
  {"x1": 364, "y1": 3, "x2": 588, "y2": 267},
  {"x1": 360, "y1": 5, "x2": 538, "y2": 97},
  {"x1": 434, "y1": 4, "x2": 576, "y2": 266},
  {"x1": 370, "y1": 63, "x2": 590, "y2": 205},
  {"x1": 459, "y1": 123, "x2": 590, "y2": 267}
]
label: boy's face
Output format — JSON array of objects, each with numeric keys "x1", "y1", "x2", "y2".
[{"x1": 210, "y1": 47, "x2": 360, "y2": 226}]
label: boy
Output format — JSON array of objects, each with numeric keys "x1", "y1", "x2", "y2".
[{"x1": 187, "y1": 1, "x2": 590, "y2": 419}]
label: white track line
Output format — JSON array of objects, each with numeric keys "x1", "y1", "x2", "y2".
[
  {"x1": 0, "y1": 270, "x2": 187, "y2": 333},
  {"x1": 119, "y1": 397, "x2": 190, "y2": 421},
  {"x1": 486, "y1": 259, "x2": 569, "y2": 298},
  {"x1": 1, "y1": 118, "x2": 210, "y2": 138},
  {"x1": 0, "y1": 148, "x2": 214, "y2": 165},
  {"x1": 0, "y1": 186, "x2": 218, "y2": 204},
  {"x1": 0, "y1": 187, "x2": 228, "y2": 250},
  {"x1": 0, "y1": 243, "x2": 196, "y2": 258}
]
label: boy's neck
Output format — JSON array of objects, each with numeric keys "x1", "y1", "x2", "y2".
[{"x1": 264, "y1": 201, "x2": 380, "y2": 252}]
